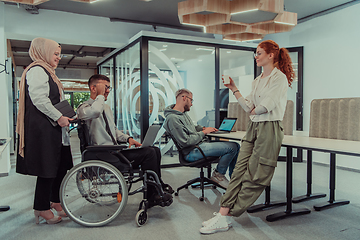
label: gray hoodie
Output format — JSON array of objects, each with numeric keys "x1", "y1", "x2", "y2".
[{"x1": 163, "y1": 104, "x2": 206, "y2": 155}]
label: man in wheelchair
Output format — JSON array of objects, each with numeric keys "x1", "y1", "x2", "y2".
[{"x1": 77, "y1": 74, "x2": 173, "y2": 208}]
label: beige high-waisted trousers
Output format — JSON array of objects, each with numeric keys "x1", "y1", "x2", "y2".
[{"x1": 220, "y1": 120, "x2": 284, "y2": 217}]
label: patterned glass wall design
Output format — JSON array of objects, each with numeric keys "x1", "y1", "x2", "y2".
[
  {"x1": 99, "y1": 59, "x2": 114, "y2": 113},
  {"x1": 114, "y1": 43, "x2": 141, "y2": 139},
  {"x1": 148, "y1": 41, "x2": 216, "y2": 124},
  {"x1": 148, "y1": 41, "x2": 216, "y2": 154},
  {"x1": 148, "y1": 43, "x2": 186, "y2": 126}
]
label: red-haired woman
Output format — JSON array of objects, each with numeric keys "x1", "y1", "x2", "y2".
[{"x1": 200, "y1": 40, "x2": 295, "y2": 234}]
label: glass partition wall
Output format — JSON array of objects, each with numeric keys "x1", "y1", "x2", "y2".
[
  {"x1": 99, "y1": 59, "x2": 115, "y2": 114},
  {"x1": 220, "y1": 48, "x2": 255, "y2": 124},
  {"x1": 114, "y1": 43, "x2": 141, "y2": 139},
  {"x1": 98, "y1": 34, "x2": 303, "y2": 144},
  {"x1": 148, "y1": 41, "x2": 216, "y2": 128}
]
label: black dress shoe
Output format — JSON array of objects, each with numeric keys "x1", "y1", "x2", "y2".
[
  {"x1": 162, "y1": 183, "x2": 175, "y2": 194},
  {"x1": 148, "y1": 192, "x2": 173, "y2": 208}
]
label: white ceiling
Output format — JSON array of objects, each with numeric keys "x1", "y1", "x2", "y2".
[
  {"x1": 6, "y1": 0, "x2": 360, "y2": 72},
  {"x1": 34, "y1": 0, "x2": 357, "y2": 28}
]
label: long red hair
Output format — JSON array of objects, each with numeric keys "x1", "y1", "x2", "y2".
[{"x1": 258, "y1": 40, "x2": 295, "y2": 87}]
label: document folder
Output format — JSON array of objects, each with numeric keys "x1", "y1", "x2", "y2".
[{"x1": 49, "y1": 100, "x2": 76, "y2": 126}]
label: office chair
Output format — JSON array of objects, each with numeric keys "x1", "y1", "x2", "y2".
[{"x1": 166, "y1": 132, "x2": 226, "y2": 201}]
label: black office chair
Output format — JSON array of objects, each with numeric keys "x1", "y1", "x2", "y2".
[{"x1": 166, "y1": 132, "x2": 226, "y2": 201}]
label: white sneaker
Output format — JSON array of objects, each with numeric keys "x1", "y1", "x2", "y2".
[
  {"x1": 211, "y1": 170, "x2": 230, "y2": 189},
  {"x1": 199, "y1": 213, "x2": 230, "y2": 234},
  {"x1": 202, "y1": 212, "x2": 232, "y2": 227}
]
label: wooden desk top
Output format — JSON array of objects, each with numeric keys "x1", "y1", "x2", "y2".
[{"x1": 208, "y1": 132, "x2": 360, "y2": 157}]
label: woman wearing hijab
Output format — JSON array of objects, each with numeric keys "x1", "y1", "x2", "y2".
[{"x1": 16, "y1": 38, "x2": 74, "y2": 224}]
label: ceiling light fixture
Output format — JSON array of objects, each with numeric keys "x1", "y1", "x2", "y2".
[
  {"x1": 196, "y1": 47, "x2": 214, "y2": 51},
  {"x1": 231, "y1": 9, "x2": 258, "y2": 15},
  {"x1": 178, "y1": 0, "x2": 297, "y2": 42},
  {"x1": 242, "y1": 38, "x2": 262, "y2": 42},
  {"x1": 274, "y1": 21, "x2": 296, "y2": 26}
]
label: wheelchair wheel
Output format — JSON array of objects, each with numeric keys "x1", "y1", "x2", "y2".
[
  {"x1": 60, "y1": 160, "x2": 128, "y2": 227},
  {"x1": 135, "y1": 209, "x2": 148, "y2": 227}
]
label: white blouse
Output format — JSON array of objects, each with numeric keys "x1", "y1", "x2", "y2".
[
  {"x1": 26, "y1": 66, "x2": 70, "y2": 146},
  {"x1": 237, "y1": 67, "x2": 288, "y2": 122}
]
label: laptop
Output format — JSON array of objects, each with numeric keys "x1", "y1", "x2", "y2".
[
  {"x1": 127, "y1": 125, "x2": 161, "y2": 149},
  {"x1": 212, "y1": 118, "x2": 237, "y2": 134}
]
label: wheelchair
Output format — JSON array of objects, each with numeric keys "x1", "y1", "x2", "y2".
[{"x1": 60, "y1": 120, "x2": 172, "y2": 227}]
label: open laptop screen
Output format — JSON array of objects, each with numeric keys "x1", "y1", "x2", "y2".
[{"x1": 218, "y1": 118, "x2": 237, "y2": 131}]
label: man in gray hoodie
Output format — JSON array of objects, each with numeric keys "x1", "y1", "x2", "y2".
[{"x1": 163, "y1": 88, "x2": 240, "y2": 188}]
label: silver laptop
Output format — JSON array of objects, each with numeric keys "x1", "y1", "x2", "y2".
[
  {"x1": 212, "y1": 118, "x2": 237, "y2": 134},
  {"x1": 127, "y1": 124, "x2": 161, "y2": 149},
  {"x1": 140, "y1": 125, "x2": 161, "y2": 147}
]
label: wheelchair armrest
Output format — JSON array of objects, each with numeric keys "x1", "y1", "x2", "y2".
[{"x1": 85, "y1": 145, "x2": 128, "y2": 152}]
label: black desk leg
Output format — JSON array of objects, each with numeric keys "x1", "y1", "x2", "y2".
[
  {"x1": 266, "y1": 147, "x2": 311, "y2": 222},
  {"x1": 313, "y1": 153, "x2": 350, "y2": 211},
  {"x1": 247, "y1": 185, "x2": 286, "y2": 213},
  {"x1": 0, "y1": 206, "x2": 10, "y2": 212},
  {"x1": 292, "y1": 150, "x2": 326, "y2": 203}
]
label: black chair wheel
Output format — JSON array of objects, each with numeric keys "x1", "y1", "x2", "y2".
[
  {"x1": 135, "y1": 209, "x2": 148, "y2": 227},
  {"x1": 175, "y1": 192, "x2": 179, "y2": 196},
  {"x1": 199, "y1": 197, "x2": 204, "y2": 201}
]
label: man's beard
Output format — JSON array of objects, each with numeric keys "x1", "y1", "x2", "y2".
[{"x1": 184, "y1": 104, "x2": 190, "y2": 112}]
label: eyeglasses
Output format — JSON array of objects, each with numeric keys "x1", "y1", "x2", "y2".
[
  {"x1": 93, "y1": 84, "x2": 112, "y2": 91},
  {"x1": 54, "y1": 53, "x2": 64, "y2": 58},
  {"x1": 253, "y1": 52, "x2": 262, "y2": 58},
  {"x1": 183, "y1": 95, "x2": 193, "y2": 103}
]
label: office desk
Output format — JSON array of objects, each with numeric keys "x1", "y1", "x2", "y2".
[
  {"x1": 0, "y1": 138, "x2": 11, "y2": 212},
  {"x1": 208, "y1": 132, "x2": 360, "y2": 221}
]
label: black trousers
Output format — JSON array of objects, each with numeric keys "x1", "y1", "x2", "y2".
[
  {"x1": 122, "y1": 146, "x2": 162, "y2": 178},
  {"x1": 33, "y1": 146, "x2": 72, "y2": 211},
  {"x1": 90, "y1": 146, "x2": 163, "y2": 196}
]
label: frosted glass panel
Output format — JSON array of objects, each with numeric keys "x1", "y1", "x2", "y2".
[
  {"x1": 99, "y1": 59, "x2": 114, "y2": 113},
  {"x1": 115, "y1": 43, "x2": 141, "y2": 139},
  {"x1": 149, "y1": 41, "x2": 215, "y2": 126}
]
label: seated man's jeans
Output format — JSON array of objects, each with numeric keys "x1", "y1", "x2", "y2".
[{"x1": 185, "y1": 141, "x2": 240, "y2": 177}]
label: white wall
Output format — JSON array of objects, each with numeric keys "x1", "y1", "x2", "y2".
[
  {"x1": 264, "y1": 4, "x2": 360, "y2": 170},
  {"x1": 0, "y1": 2, "x2": 11, "y2": 175}
]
